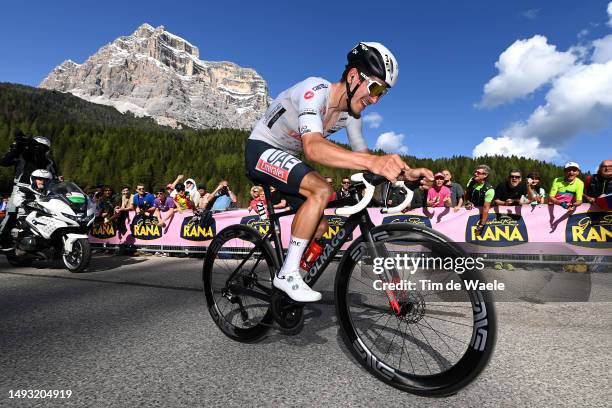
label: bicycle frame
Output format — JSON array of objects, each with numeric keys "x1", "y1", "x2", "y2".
[{"x1": 261, "y1": 187, "x2": 385, "y2": 288}]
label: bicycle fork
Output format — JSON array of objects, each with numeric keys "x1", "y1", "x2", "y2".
[{"x1": 360, "y1": 221, "x2": 403, "y2": 316}]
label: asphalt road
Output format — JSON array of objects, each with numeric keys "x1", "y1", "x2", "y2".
[{"x1": 1, "y1": 254, "x2": 611, "y2": 407}]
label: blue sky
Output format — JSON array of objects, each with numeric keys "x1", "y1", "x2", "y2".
[{"x1": 1, "y1": 0, "x2": 611, "y2": 173}]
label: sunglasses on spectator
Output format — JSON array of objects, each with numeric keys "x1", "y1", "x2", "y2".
[
  {"x1": 474, "y1": 171, "x2": 486, "y2": 176},
  {"x1": 599, "y1": 165, "x2": 612, "y2": 169},
  {"x1": 359, "y1": 72, "x2": 388, "y2": 98},
  {"x1": 565, "y1": 168, "x2": 579, "y2": 172},
  {"x1": 137, "y1": 187, "x2": 145, "y2": 191},
  {"x1": 342, "y1": 181, "x2": 350, "y2": 184},
  {"x1": 509, "y1": 175, "x2": 521, "y2": 179}
]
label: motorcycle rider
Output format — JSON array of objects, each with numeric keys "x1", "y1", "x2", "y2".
[
  {"x1": 0, "y1": 129, "x2": 58, "y2": 250},
  {"x1": 19, "y1": 169, "x2": 53, "y2": 205}
]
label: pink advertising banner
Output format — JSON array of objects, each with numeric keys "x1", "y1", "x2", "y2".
[{"x1": 89, "y1": 204, "x2": 611, "y2": 255}]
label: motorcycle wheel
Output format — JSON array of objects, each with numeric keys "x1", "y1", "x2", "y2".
[
  {"x1": 6, "y1": 252, "x2": 33, "y2": 267},
  {"x1": 63, "y1": 238, "x2": 92, "y2": 273}
]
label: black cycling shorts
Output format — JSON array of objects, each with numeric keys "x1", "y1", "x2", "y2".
[{"x1": 245, "y1": 139, "x2": 314, "y2": 209}]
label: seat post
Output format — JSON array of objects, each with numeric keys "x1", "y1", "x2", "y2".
[{"x1": 262, "y1": 185, "x2": 284, "y2": 263}]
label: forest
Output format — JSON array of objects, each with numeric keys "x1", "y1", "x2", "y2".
[{"x1": 0, "y1": 82, "x2": 568, "y2": 206}]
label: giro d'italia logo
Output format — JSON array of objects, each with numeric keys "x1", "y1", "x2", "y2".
[
  {"x1": 565, "y1": 212, "x2": 612, "y2": 248},
  {"x1": 320, "y1": 215, "x2": 353, "y2": 245},
  {"x1": 240, "y1": 215, "x2": 270, "y2": 237},
  {"x1": 180, "y1": 215, "x2": 216, "y2": 242},
  {"x1": 381, "y1": 214, "x2": 432, "y2": 229},
  {"x1": 465, "y1": 213, "x2": 528, "y2": 247},
  {"x1": 91, "y1": 221, "x2": 116, "y2": 239}
]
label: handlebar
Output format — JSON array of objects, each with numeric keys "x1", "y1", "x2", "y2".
[{"x1": 334, "y1": 172, "x2": 415, "y2": 216}]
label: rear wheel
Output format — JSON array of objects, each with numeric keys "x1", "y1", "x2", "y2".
[
  {"x1": 6, "y1": 252, "x2": 33, "y2": 267},
  {"x1": 203, "y1": 225, "x2": 278, "y2": 342},
  {"x1": 335, "y1": 223, "x2": 497, "y2": 396}
]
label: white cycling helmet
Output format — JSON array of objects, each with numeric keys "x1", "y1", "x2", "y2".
[
  {"x1": 33, "y1": 136, "x2": 51, "y2": 148},
  {"x1": 30, "y1": 169, "x2": 53, "y2": 185}
]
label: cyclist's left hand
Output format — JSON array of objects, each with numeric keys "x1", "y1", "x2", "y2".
[{"x1": 403, "y1": 168, "x2": 434, "y2": 186}]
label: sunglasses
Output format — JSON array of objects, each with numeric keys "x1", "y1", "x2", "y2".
[
  {"x1": 342, "y1": 181, "x2": 351, "y2": 184},
  {"x1": 137, "y1": 188, "x2": 145, "y2": 191},
  {"x1": 359, "y1": 72, "x2": 388, "y2": 98},
  {"x1": 509, "y1": 175, "x2": 521, "y2": 179},
  {"x1": 474, "y1": 171, "x2": 486, "y2": 176}
]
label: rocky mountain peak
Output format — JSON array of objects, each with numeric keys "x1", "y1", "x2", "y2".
[{"x1": 40, "y1": 24, "x2": 269, "y2": 129}]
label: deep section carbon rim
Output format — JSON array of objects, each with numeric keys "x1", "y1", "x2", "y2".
[{"x1": 335, "y1": 224, "x2": 496, "y2": 396}]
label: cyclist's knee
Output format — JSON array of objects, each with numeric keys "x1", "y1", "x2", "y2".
[{"x1": 301, "y1": 175, "x2": 333, "y2": 204}]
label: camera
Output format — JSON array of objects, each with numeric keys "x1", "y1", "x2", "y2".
[{"x1": 220, "y1": 186, "x2": 229, "y2": 196}]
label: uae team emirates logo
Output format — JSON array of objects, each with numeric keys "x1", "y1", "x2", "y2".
[{"x1": 256, "y1": 149, "x2": 301, "y2": 183}]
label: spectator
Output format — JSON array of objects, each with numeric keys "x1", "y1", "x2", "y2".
[
  {"x1": 197, "y1": 185, "x2": 211, "y2": 209},
  {"x1": 269, "y1": 186, "x2": 288, "y2": 210},
  {"x1": 584, "y1": 160, "x2": 612, "y2": 209},
  {"x1": 172, "y1": 182, "x2": 195, "y2": 212},
  {"x1": 249, "y1": 186, "x2": 267, "y2": 215},
  {"x1": 97, "y1": 186, "x2": 115, "y2": 223},
  {"x1": 464, "y1": 165, "x2": 495, "y2": 234},
  {"x1": 549, "y1": 162, "x2": 584, "y2": 210},
  {"x1": 493, "y1": 169, "x2": 534, "y2": 206},
  {"x1": 325, "y1": 176, "x2": 338, "y2": 201},
  {"x1": 524, "y1": 171, "x2": 546, "y2": 206},
  {"x1": 184, "y1": 178, "x2": 200, "y2": 207},
  {"x1": 132, "y1": 183, "x2": 155, "y2": 214},
  {"x1": 427, "y1": 172, "x2": 452, "y2": 207},
  {"x1": 111, "y1": 185, "x2": 132, "y2": 235},
  {"x1": 209, "y1": 180, "x2": 237, "y2": 211},
  {"x1": 153, "y1": 188, "x2": 175, "y2": 227},
  {"x1": 168, "y1": 174, "x2": 184, "y2": 198},
  {"x1": 441, "y1": 169, "x2": 464, "y2": 211},
  {"x1": 403, "y1": 184, "x2": 429, "y2": 211},
  {"x1": 336, "y1": 177, "x2": 352, "y2": 199}
]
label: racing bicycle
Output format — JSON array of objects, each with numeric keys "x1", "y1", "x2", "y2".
[{"x1": 203, "y1": 173, "x2": 497, "y2": 396}]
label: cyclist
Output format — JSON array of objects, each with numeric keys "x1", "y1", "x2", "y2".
[{"x1": 245, "y1": 42, "x2": 433, "y2": 302}]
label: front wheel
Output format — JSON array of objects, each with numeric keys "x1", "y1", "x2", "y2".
[
  {"x1": 63, "y1": 238, "x2": 91, "y2": 273},
  {"x1": 335, "y1": 223, "x2": 497, "y2": 397}
]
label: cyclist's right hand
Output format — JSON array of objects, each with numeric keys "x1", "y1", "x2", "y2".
[{"x1": 368, "y1": 154, "x2": 409, "y2": 183}]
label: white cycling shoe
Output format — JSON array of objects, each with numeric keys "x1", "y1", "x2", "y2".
[{"x1": 273, "y1": 270, "x2": 322, "y2": 302}]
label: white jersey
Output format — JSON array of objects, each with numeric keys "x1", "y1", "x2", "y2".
[{"x1": 249, "y1": 77, "x2": 367, "y2": 155}]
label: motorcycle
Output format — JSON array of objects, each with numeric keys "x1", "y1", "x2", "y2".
[{"x1": 5, "y1": 181, "x2": 96, "y2": 272}]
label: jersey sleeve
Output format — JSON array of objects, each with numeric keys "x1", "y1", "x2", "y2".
[
  {"x1": 484, "y1": 188, "x2": 495, "y2": 203},
  {"x1": 293, "y1": 78, "x2": 330, "y2": 136},
  {"x1": 345, "y1": 116, "x2": 368, "y2": 152}
]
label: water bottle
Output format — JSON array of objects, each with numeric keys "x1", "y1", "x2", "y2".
[{"x1": 300, "y1": 240, "x2": 324, "y2": 272}]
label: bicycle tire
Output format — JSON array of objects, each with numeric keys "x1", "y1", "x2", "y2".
[
  {"x1": 203, "y1": 225, "x2": 279, "y2": 343},
  {"x1": 334, "y1": 223, "x2": 497, "y2": 396}
]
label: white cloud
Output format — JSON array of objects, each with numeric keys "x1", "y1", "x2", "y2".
[
  {"x1": 474, "y1": 61, "x2": 612, "y2": 159},
  {"x1": 477, "y1": 35, "x2": 576, "y2": 108},
  {"x1": 362, "y1": 112, "x2": 383, "y2": 128},
  {"x1": 473, "y1": 135, "x2": 559, "y2": 161},
  {"x1": 522, "y1": 8, "x2": 540, "y2": 20},
  {"x1": 375, "y1": 131, "x2": 408, "y2": 154},
  {"x1": 593, "y1": 34, "x2": 612, "y2": 63},
  {"x1": 474, "y1": 3, "x2": 612, "y2": 162},
  {"x1": 608, "y1": 1, "x2": 612, "y2": 27}
]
